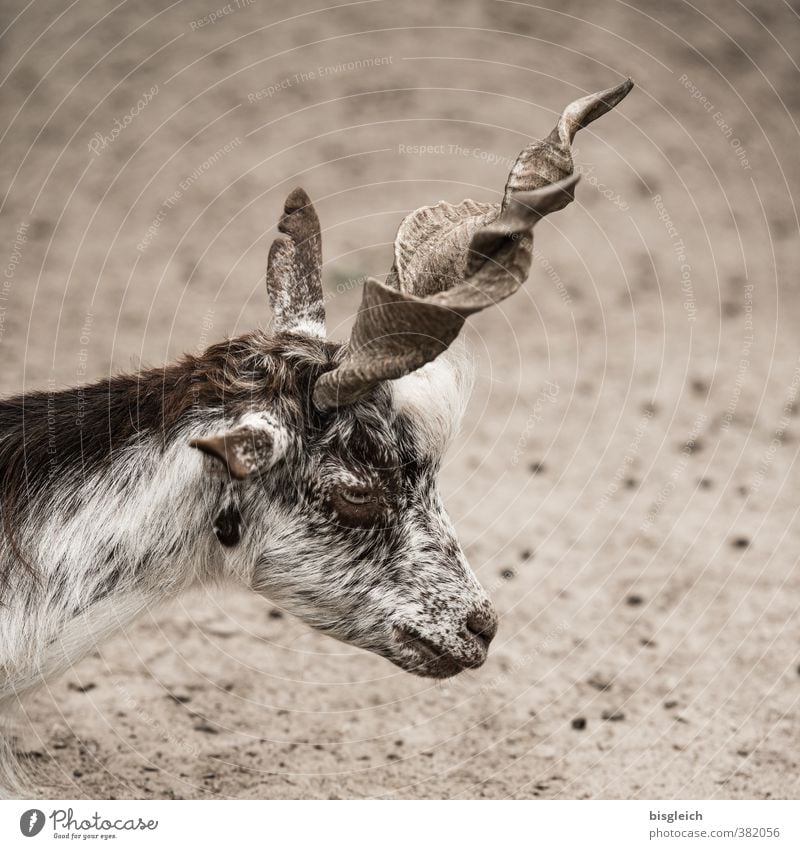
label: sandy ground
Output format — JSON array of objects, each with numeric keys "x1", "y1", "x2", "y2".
[{"x1": 0, "y1": 0, "x2": 799, "y2": 799}]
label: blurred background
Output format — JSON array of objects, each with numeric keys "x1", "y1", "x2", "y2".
[{"x1": 0, "y1": 0, "x2": 798, "y2": 799}]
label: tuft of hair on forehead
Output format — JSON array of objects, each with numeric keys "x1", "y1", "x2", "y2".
[{"x1": 390, "y1": 339, "x2": 475, "y2": 456}]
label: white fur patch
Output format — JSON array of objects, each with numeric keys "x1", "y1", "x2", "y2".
[
  {"x1": 287, "y1": 318, "x2": 326, "y2": 339},
  {"x1": 390, "y1": 342, "x2": 474, "y2": 455},
  {"x1": 0, "y1": 432, "x2": 222, "y2": 704}
]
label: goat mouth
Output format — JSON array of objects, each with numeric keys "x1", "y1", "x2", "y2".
[{"x1": 392, "y1": 626, "x2": 466, "y2": 679}]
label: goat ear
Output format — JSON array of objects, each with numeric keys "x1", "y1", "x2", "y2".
[
  {"x1": 189, "y1": 413, "x2": 289, "y2": 479},
  {"x1": 267, "y1": 187, "x2": 325, "y2": 337}
]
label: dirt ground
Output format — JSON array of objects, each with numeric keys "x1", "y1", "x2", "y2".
[{"x1": 0, "y1": 0, "x2": 799, "y2": 799}]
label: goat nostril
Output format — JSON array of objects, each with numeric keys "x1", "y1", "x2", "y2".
[{"x1": 465, "y1": 609, "x2": 497, "y2": 651}]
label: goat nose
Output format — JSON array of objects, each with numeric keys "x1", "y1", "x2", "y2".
[{"x1": 465, "y1": 606, "x2": 498, "y2": 655}]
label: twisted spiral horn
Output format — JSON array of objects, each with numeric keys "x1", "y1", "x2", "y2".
[{"x1": 312, "y1": 78, "x2": 633, "y2": 409}]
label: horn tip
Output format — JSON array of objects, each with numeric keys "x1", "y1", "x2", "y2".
[
  {"x1": 618, "y1": 77, "x2": 635, "y2": 98},
  {"x1": 557, "y1": 77, "x2": 635, "y2": 143},
  {"x1": 602, "y1": 77, "x2": 635, "y2": 109}
]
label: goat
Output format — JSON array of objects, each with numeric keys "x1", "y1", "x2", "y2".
[{"x1": 0, "y1": 79, "x2": 632, "y2": 793}]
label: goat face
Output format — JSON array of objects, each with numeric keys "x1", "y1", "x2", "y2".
[
  {"x1": 239, "y1": 347, "x2": 496, "y2": 679},
  {"x1": 190, "y1": 340, "x2": 495, "y2": 678}
]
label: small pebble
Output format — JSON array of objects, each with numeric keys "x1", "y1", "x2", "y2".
[
  {"x1": 663, "y1": 700, "x2": 679, "y2": 709},
  {"x1": 602, "y1": 709, "x2": 625, "y2": 722},
  {"x1": 529, "y1": 461, "x2": 546, "y2": 475},
  {"x1": 571, "y1": 717, "x2": 587, "y2": 730},
  {"x1": 268, "y1": 608, "x2": 284, "y2": 619},
  {"x1": 626, "y1": 594, "x2": 644, "y2": 606},
  {"x1": 587, "y1": 674, "x2": 612, "y2": 692},
  {"x1": 732, "y1": 537, "x2": 750, "y2": 549}
]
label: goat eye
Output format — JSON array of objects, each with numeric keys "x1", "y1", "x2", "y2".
[
  {"x1": 324, "y1": 480, "x2": 390, "y2": 528},
  {"x1": 340, "y1": 487, "x2": 375, "y2": 506}
]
